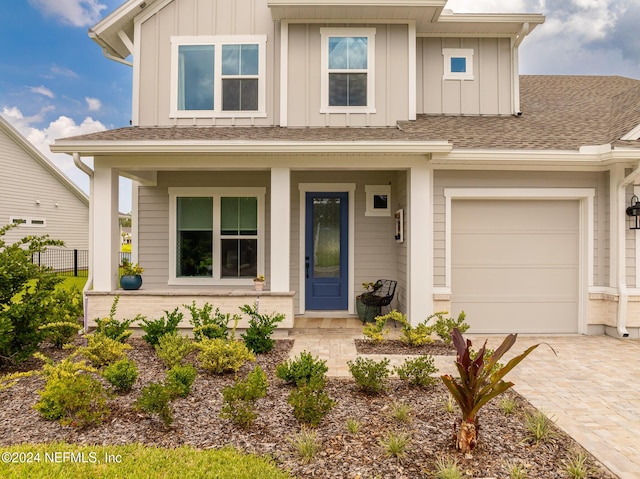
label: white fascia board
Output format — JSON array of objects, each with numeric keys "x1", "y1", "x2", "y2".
[
  {"x1": 621, "y1": 123, "x2": 640, "y2": 141},
  {"x1": 437, "y1": 13, "x2": 545, "y2": 25},
  {"x1": 51, "y1": 140, "x2": 453, "y2": 155},
  {"x1": 268, "y1": 0, "x2": 446, "y2": 7},
  {"x1": 430, "y1": 147, "x2": 640, "y2": 168}
]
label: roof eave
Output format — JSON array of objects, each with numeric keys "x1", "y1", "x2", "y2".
[{"x1": 51, "y1": 140, "x2": 453, "y2": 156}]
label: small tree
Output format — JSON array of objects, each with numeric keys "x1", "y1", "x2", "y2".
[{"x1": 440, "y1": 328, "x2": 539, "y2": 454}]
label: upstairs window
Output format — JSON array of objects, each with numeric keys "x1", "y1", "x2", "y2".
[
  {"x1": 171, "y1": 36, "x2": 266, "y2": 118},
  {"x1": 320, "y1": 28, "x2": 376, "y2": 113},
  {"x1": 442, "y1": 48, "x2": 474, "y2": 80}
]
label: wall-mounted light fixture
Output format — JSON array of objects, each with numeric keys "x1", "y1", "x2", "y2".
[{"x1": 626, "y1": 195, "x2": 640, "y2": 230}]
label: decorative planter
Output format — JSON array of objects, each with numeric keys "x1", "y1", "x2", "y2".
[
  {"x1": 120, "y1": 274, "x2": 142, "y2": 290},
  {"x1": 254, "y1": 281, "x2": 265, "y2": 291},
  {"x1": 356, "y1": 295, "x2": 380, "y2": 323}
]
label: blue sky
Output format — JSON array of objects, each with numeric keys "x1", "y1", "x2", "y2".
[{"x1": 1, "y1": 0, "x2": 640, "y2": 214}]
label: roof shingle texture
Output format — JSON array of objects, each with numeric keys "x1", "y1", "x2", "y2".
[{"x1": 61, "y1": 75, "x2": 640, "y2": 151}]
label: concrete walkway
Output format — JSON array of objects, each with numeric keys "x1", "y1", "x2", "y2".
[{"x1": 288, "y1": 321, "x2": 640, "y2": 479}]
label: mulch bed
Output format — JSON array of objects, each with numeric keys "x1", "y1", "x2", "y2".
[
  {"x1": 355, "y1": 339, "x2": 456, "y2": 356},
  {"x1": 0, "y1": 338, "x2": 615, "y2": 479}
]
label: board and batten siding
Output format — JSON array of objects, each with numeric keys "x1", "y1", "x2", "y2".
[
  {"x1": 433, "y1": 170, "x2": 608, "y2": 288},
  {"x1": 137, "y1": 170, "x2": 271, "y2": 289},
  {"x1": 286, "y1": 24, "x2": 410, "y2": 127},
  {"x1": 290, "y1": 170, "x2": 399, "y2": 313},
  {"x1": 136, "y1": 0, "x2": 277, "y2": 127},
  {"x1": 0, "y1": 125, "x2": 88, "y2": 249},
  {"x1": 417, "y1": 37, "x2": 512, "y2": 116}
]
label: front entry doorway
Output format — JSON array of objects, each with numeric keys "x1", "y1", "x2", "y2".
[{"x1": 305, "y1": 192, "x2": 349, "y2": 310}]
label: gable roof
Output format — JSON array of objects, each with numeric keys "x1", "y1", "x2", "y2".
[
  {"x1": 52, "y1": 75, "x2": 640, "y2": 155},
  {"x1": 0, "y1": 115, "x2": 89, "y2": 206}
]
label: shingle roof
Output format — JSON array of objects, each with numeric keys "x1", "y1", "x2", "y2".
[{"x1": 58, "y1": 75, "x2": 640, "y2": 151}]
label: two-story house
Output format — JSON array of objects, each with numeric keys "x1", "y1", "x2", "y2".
[{"x1": 52, "y1": 0, "x2": 640, "y2": 337}]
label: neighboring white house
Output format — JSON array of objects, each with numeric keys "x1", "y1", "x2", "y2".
[
  {"x1": 52, "y1": 0, "x2": 640, "y2": 337},
  {"x1": 0, "y1": 115, "x2": 89, "y2": 256}
]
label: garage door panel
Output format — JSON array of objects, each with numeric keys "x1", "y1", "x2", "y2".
[
  {"x1": 453, "y1": 233, "x2": 579, "y2": 265},
  {"x1": 451, "y1": 199, "x2": 579, "y2": 334},
  {"x1": 452, "y1": 302, "x2": 578, "y2": 334},
  {"x1": 452, "y1": 267, "x2": 578, "y2": 297}
]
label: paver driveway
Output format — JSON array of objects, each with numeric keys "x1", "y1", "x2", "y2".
[{"x1": 290, "y1": 324, "x2": 640, "y2": 479}]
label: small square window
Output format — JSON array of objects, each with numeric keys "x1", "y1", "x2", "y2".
[
  {"x1": 443, "y1": 48, "x2": 474, "y2": 80},
  {"x1": 365, "y1": 185, "x2": 391, "y2": 217},
  {"x1": 450, "y1": 57, "x2": 466, "y2": 73}
]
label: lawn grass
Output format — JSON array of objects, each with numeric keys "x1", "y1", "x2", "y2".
[
  {"x1": 57, "y1": 276, "x2": 87, "y2": 292},
  {"x1": 0, "y1": 443, "x2": 291, "y2": 479}
]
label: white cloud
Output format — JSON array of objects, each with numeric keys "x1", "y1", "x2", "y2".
[
  {"x1": 85, "y1": 97, "x2": 102, "y2": 111},
  {"x1": 50, "y1": 64, "x2": 78, "y2": 78},
  {"x1": 29, "y1": 85, "x2": 55, "y2": 99},
  {"x1": 29, "y1": 0, "x2": 107, "y2": 27}
]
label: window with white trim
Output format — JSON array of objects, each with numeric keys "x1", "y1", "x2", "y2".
[
  {"x1": 10, "y1": 216, "x2": 46, "y2": 228},
  {"x1": 169, "y1": 188, "x2": 265, "y2": 285},
  {"x1": 442, "y1": 48, "x2": 474, "y2": 80},
  {"x1": 170, "y1": 36, "x2": 266, "y2": 118},
  {"x1": 320, "y1": 28, "x2": 376, "y2": 113},
  {"x1": 365, "y1": 185, "x2": 391, "y2": 217}
]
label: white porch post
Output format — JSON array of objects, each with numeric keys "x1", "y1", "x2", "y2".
[
  {"x1": 407, "y1": 164, "x2": 433, "y2": 325},
  {"x1": 270, "y1": 167, "x2": 291, "y2": 292},
  {"x1": 93, "y1": 166, "x2": 120, "y2": 291}
]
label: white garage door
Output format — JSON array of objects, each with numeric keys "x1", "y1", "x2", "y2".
[{"x1": 451, "y1": 199, "x2": 579, "y2": 334}]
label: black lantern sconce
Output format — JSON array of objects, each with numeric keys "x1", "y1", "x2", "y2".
[{"x1": 626, "y1": 195, "x2": 640, "y2": 230}]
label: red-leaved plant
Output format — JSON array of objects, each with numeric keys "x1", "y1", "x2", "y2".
[{"x1": 440, "y1": 328, "x2": 539, "y2": 454}]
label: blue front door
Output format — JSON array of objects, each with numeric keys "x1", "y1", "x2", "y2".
[{"x1": 305, "y1": 192, "x2": 349, "y2": 310}]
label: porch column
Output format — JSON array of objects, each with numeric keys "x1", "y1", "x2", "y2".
[
  {"x1": 270, "y1": 167, "x2": 291, "y2": 292},
  {"x1": 407, "y1": 164, "x2": 434, "y2": 325},
  {"x1": 93, "y1": 166, "x2": 119, "y2": 291}
]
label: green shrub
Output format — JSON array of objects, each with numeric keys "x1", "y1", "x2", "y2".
[
  {"x1": 0, "y1": 224, "x2": 64, "y2": 364},
  {"x1": 431, "y1": 311, "x2": 469, "y2": 345},
  {"x1": 398, "y1": 311, "x2": 441, "y2": 347},
  {"x1": 276, "y1": 350, "x2": 328, "y2": 386},
  {"x1": 288, "y1": 428, "x2": 320, "y2": 463},
  {"x1": 362, "y1": 314, "x2": 390, "y2": 342},
  {"x1": 239, "y1": 304, "x2": 285, "y2": 354},
  {"x1": 77, "y1": 333, "x2": 131, "y2": 368},
  {"x1": 288, "y1": 376, "x2": 335, "y2": 427},
  {"x1": 380, "y1": 430, "x2": 410, "y2": 460},
  {"x1": 140, "y1": 307, "x2": 183, "y2": 346},
  {"x1": 347, "y1": 357, "x2": 390, "y2": 394},
  {"x1": 220, "y1": 365, "x2": 268, "y2": 427},
  {"x1": 155, "y1": 333, "x2": 194, "y2": 368},
  {"x1": 38, "y1": 285, "x2": 83, "y2": 348},
  {"x1": 196, "y1": 338, "x2": 255, "y2": 375},
  {"x1": 394, "y1": 355, "x2": 438, "y2": 387},
  {"x1": 94, "y1": 296, "x2": 141, "y2": 343},
  {"x1": 33, "y1": 354, "x2": 109, "y2": 428},
  {"x1": 134, "y1": 382, "x2": 173, "y2": 426},
  {"x1": 38, "y1": 321, "x2": 80, "y2": 348},
  {"x1": 185, "y1": 301, "x2": 240, "y2": 341},
  {"x1": 102, "y1": 358, "x2": 139, "y2": 392},
  {"x1": 166, "y1": 364, "x2": 197, "y2": 398}
]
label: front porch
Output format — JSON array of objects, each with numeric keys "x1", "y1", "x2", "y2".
[{"x1": 85, "y1": 160, "x2": 438, "y2": 330}]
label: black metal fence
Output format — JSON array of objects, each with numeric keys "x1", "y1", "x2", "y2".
[{"x1": 31, "y1": 250, "x2": 131, "y2": 278}]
